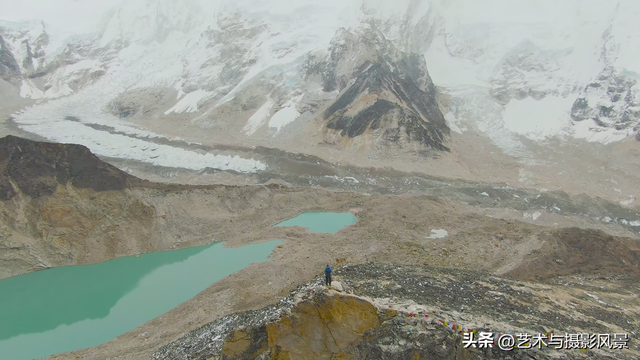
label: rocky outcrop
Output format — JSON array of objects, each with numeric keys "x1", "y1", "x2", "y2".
[
  {"x1": 192, "y1": 14, "x2": 266, "y2": 96},
  {"x1": 304, "y1": 29, "x2": 449, "y2": 151},
  {"x1": 0, "y1": 135, "x2": 144, "y2": 201},
  {"x1": 222, "y1": 325, "x2": 270, "y2": 360},
  {"x1": 20, "y1": 27, "x2": 50, "y2": 79},
  {"x1": 155, "y1": 289, "x2": 480, "y2": 360},
  {"x1": 571, "y1": 67, "x2": 640, "y2": 131},
  {"x1": 266, "y1": 293, "x2": 381, "y2": 359},
  {"x1": 0, "y1": 35, "x2": 21, "y2": 85},
  {"x1": 214, "y1": 293, "x2": 383, "y2": 360},
  {"x1": 569, "y1": 27, "x2": 640, "y2": 132},
  {"x1": 155, "y1": 261, "x2": 640, "y2": 359}
]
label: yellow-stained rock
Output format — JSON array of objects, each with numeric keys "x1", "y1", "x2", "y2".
[
  {"x1": 266, "y1": 293, "x2": 380, "y2": 360},
  {"x1": 222, "y1": 325, "x2": 268, "y2": 360}
]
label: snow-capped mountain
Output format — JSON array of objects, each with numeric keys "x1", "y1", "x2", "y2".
[{"x1": 1, "y1": 0, "x2": 639, "y2": 171}]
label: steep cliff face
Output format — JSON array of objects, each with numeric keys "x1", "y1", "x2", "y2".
[
  {"x1": 571, "y1": 67, "x2": 640, "y2": 131},
  {"x1": 569, "y1": 27, "x2": 640, "y2": 133},
  {"x1": 0, "y1": 35, "x2": 21, "y2": 85},
  {"x1": 304, "y1": 29, "x2": 449, "y2": 151}
]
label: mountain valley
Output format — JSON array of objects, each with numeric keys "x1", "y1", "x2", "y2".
[{"x1": 0, "y1": 1, "x2": 640, "y2": 359}]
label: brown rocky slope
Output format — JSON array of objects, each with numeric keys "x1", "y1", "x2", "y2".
[{"x1": 1, "y1": 135, "x2": 639, "y2": 360}]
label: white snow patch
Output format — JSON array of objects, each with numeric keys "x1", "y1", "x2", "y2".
[
  {"x1": 164, "y1": 90, "x2": 211, "y2": 115},
  {"x1": 19, "y1": 80, "x2": 44, "y2": 99},
  {"x1": 524, "y1": 211, "x2": 542, "y2": 220},
  {"x1": 243, "y1": 98, "x2": 274, "y2": 135},
  {"x1": 503, "y1": 96, "x2": 573, "y2": 140},
  {"x1": 584, "y1": 292, "x2": 623, "y2": 309},
  {"x1": 63, "y1": 59, "x2": 104, "y2": 74},
  {"x1": 43, "y1": 81, "x2": 73, "y2": 99},
  {"x1": 322, "y1": 175, "x2": 360, "y2": 184},
  {"x1": 268, "y1": 98, "x2": 301, "y2": 131},
  {"x1": 480, "y1": 192, "x2": 489, "y2": 197},
  {"x1": 620, "y1": 196, "x2": 636, "y2": 206},
  {"x1": 444, "y1": 112, "x2": 463, "y2": 134},
  {"x1": 424, "y1": 36, "x2": 487, "y2": 88},
  {"x1": 342, "y1": 177, "x2": 359, "y2": 183},
  {"x1": 409, "y1": 0, "x2": 431, "y2": 26},
  {"x1": 426, "y1": 229, "x2": 448, "y2": 239},
  {"x1": 571, "y1": 120, "x2": 630, "y2": 144},
  {"x1": 619, "y1": 219, "x2": 640, "y2": 227}
]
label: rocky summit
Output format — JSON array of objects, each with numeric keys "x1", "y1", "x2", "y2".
[{"x1": 309, "y1": 29, "x2": 449, "y2": 151}]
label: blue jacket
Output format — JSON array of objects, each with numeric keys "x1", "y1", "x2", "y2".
[{"x1": 325, "y1": 266, "x2": 332, "y2": 276}]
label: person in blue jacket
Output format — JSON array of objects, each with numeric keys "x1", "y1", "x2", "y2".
[{"x1": 324, "y1": 264, "x2": 332, "y2": 286}]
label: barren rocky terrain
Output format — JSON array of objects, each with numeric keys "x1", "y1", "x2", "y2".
[
  {"x1": 1, "y1": 136, "x2": 639, "y2": 359},
  {"x1": 154, "y1": 264, "x2": 640, "y2": 359}
]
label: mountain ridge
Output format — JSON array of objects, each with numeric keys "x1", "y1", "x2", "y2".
[{"x1": 0, "y1": 135, "x2": 145, "y2": 201}]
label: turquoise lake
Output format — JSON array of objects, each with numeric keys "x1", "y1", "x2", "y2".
[
  {"x1": 274, "y1": 212, "x2": 357, "y2": 233},
  {"x1": 0, "y1": 240, "x2": 281, "y2": 360}
]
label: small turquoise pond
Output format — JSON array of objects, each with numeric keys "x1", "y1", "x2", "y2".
[
  {"x1": 0, "y1": 240, "x2": 281, "y2": 360},
  {"x1": 274, "y1": 212, "x2": 357, "y2": 233}
]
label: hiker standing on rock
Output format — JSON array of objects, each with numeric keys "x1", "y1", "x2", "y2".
[{"x1": 325, "y1": 264, "x2": 332, "y2": 286}]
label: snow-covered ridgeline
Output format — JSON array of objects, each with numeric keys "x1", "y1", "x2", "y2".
[{"x1": 1, "y1": 0, "x2": 639, "y2": 165}]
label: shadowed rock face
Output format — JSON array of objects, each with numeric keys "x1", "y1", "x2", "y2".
[
  {"x1": 0, "y1": 135, "x2": 142, "y2": 200},
  {"x1": 571, "y1": 67, "x2": 640, "y2": 131},
  {"x1": 306, "y1": 30, "x2": 449, "y2": 151},
  {"x1": 0, "y1": 35, "x2": 21, "y2": 85}
]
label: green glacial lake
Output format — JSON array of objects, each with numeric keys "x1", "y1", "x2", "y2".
[
  {"x1": 274, "y1": 212, "x2": 357, "y2": 233},
  {"x1": 0, "y1": 240, "x2": 281, "y2": 360}
]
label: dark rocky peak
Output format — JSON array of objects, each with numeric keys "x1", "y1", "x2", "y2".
[
  {"x1": 305, "y1": 29, "x2": 449, "y2": 151},
  {"x1": 570, "y1": 26, "x2": 640, "y2": 131},
  {"x1": 571, "y1": 66, "x2": 640, "y2": 130},
  {"x1": 0, "y1": 136, "x2": 143, "y2": 201}
]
